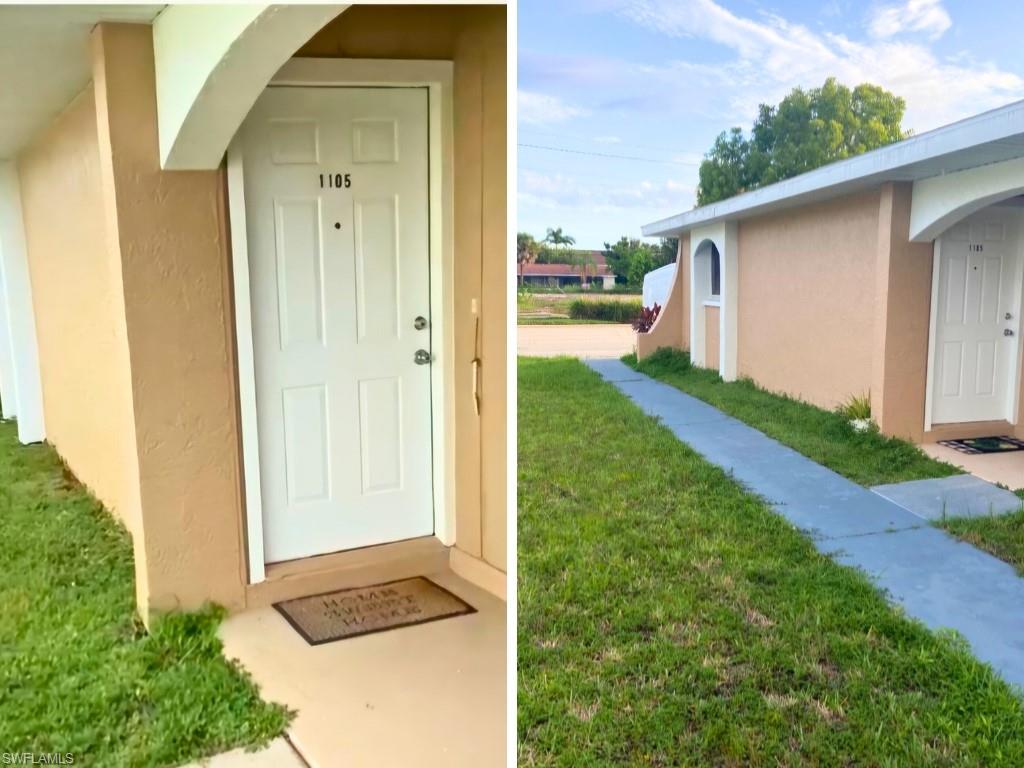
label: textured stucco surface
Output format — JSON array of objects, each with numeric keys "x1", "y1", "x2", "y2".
[
  {"x1": 299, "y1": 5, "x2": 508, "y2": 575},
  {"x1": 637, "y1": 233, "x2": 689, "y2": 360},
  {"x1": 92, "y1": 23, "x2": 246, "y2": 615},
  {"x1": 17, "y1": 86, "x2": 144, "y2": 541},
  {"x1": 704, "y1": 304, "x2": 720, "y2": 372},
  {"x1": 737, "y1": 190, "x2": 880, "y2": 409},
  {"x1": 872, "y1": 182, "x2": 934, "y2": 441},
  {"x1": 15, "y1": 8, "x2": 507, "y2": 620}
]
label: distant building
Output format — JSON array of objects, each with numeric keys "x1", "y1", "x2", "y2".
[{"x1": 521, "y1": 250, "x2": 616, "y2": 288}]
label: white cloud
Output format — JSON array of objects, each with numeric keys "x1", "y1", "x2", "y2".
[
  {"x1": 600, "y1": 0, "x2": 1023, "y2": 132},
  {"x1": 518, "y1": 90, "x2": 586, "y2": 125},
  {"x1": 869, "y1": 0, "x2": 952, "y2": 40},
  {"x1": 518, "y1": 169, "x2": 694, "y2": 215}
]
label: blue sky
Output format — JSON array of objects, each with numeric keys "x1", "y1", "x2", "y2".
[{"x1": 518, "y1": 0, "x2": 1024, "y2": 248}]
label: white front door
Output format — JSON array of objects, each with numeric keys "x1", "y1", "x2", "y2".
[
  {"x1": 932, "y1": 209, "x2": 1023, "y2": 425},
  {"x1": 238, "y1": 86, "x2": 433, "y2": 564}
]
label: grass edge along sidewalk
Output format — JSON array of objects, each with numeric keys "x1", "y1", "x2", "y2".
[
  {"x1": 0, "y1": 419, "x2": 289, "y2": 766},
  {"x1": 518, "y1": 356, "x2": 1024, "y2": 766},
  {"x1": 624, "y1": 348, "x2": 1024, "y2": 574}
]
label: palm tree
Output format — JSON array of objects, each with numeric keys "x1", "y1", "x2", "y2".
[
  {"x1": 517, "y1": 232, "x2": 540, "y2": 286},
  {"x1": 544, "y1": 227, "x2": 575, "y2": 251}
]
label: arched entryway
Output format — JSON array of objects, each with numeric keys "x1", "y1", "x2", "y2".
[{"x1": 925, "y1": 196, "x2": 1024, "y2": 431}]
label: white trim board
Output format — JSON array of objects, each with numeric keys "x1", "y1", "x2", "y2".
[
  {"x1": 0, "y1": 163, "x2": 44, "y2": 443},
  {"x1": 227, "y1": 58, "x2": 455, "y2": 584},
  {"x1": 644, "y1": 99, "x2": 1024, "y2": 238}
]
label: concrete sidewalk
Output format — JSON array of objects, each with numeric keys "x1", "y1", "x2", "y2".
[{"x1": 587, "y1": 358, "x2": 1024, "y2": 690}]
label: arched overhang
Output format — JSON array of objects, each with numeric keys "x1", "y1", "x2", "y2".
[
  {"x1": 153, "y1": 4, "x2": 348, "y2": 170},
  {"x1": 910, "y1": 156, "x2": 1024, "y2": 241}
]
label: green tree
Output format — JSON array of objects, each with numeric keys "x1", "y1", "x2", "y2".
[
  {"x1": 602, "y1": 237, "x2": 675, "y2": 287},
  {"x1": 697, "y1": 78, "x2": 907, "y2": 205}
]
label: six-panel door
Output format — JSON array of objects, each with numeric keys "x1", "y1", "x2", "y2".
[
  {"x1": 238, "y1": 86, "x2": 433, "y2": 563},
  {"x1": 933, "y1": 209, "x2": 1023, "y2": 425}
]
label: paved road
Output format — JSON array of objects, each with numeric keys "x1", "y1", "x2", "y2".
[
  {"x1": 517, "y1": 323, "x2": 634, "y2": 358},
  {"x1": 588, "y1": 357, "x2": 1024, "y2": 690}
]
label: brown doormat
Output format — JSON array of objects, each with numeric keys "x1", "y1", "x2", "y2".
[{"x1": 273, "y1": 577, "x2": 476, "y2": 645}]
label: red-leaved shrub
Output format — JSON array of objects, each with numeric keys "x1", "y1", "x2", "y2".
[{"x1": 633, "y1": 303, "x2": 661, "y2": 333}]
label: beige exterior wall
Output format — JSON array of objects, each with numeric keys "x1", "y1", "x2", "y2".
[
  {"x1": 299, "y1": 5, "x2": 508, "y2": 576},
  {"x1": 705, "y1": 305, "x2": 720, "y2": 371},
  {"x1": 91, "y1": 23, "x2": 247, "y2": 616},
  {"x1": 636, "y1": 234, "x2": 690, "y2": 359},
  {"x1": 737, "y1": 190, "x2": 880, "y2": 409},
  {"x1": 17, "y1": 86, "x2": 144, "y2": 543},
  {"x1": 15, "y1": 8, "x2": 506, "y2": 619},
  {"x1": 872, "y1": 182, "x2": 934, "y2": 441}
]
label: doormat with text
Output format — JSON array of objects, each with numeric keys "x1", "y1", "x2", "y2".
[
  {"x1": 273, "y1": 577, "x2": 476, "y2": 645},
  {"x1": 938, "y1": 435, "x2": 1024, "y2": 455}
]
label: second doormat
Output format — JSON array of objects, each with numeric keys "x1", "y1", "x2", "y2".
[
  {"x1": 938, "y1": 435, "x2": 1024, "y2": 455},
  {"x1": 274, "y1": 577, "x2": 476, "y2": 645}
]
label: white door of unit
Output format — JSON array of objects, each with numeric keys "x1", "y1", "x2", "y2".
[
  {"x1": 932, "y1": 209, "x2": 1023, "y2": 425},
  {"x1": 238, "y1": 86, "x2": 433, "y2": 564}
]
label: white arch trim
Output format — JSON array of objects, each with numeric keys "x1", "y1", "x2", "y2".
[
  {"x1": 153, "y1": 4, "x2": 348, "y2": 170},
  {"x1": 910, "y1": 156, "x2": 1024, "y2": 242},
  {"x1": 689, "y1": 222, "x2": 738, "y2": 380}
]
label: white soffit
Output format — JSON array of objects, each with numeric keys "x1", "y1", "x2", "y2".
[
  {"x1": 644, "y1": 99, "x2": 1024, "y2": 237},
  {"x1": 0, "y1": 5, "x2": 163, "y2": 161}
]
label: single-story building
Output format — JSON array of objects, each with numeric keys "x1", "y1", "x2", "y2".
[
  {"x1": 521, "y1": 251, "x2": 616, "y2": 288},
  {"x1": 638, "y1": 99, "x2": 1024, "y2": 444},
  {"x1": 0, "y1": 4, "x2": 506, "y2": 621}
]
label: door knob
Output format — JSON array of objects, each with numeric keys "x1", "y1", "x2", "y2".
[
  {"x1": 1005, "y1": 329, "x2": 1015, "y2": 337},
  {"x1": 414, "y1": 315, "x2": 428, "y2": 330},
  {"x1": 1007, "y1": 312, "x2": 1014, "y2": 320},
  {"x1": 414, "y1": 349, "x2": 432, "y2": 365}
]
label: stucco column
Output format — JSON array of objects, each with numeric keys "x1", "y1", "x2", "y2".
[
  {"x1": 720, "y1": 221, "x2": 739, "y2": 382},
  {"x1": 92, "y1": 23, "x2": 246, "y2": 618},
  {"x1": 0, "y1": 163, "x2": 44, "y2": 441},
  {"x1": 689, "y1": 237, "x2": 706, "y2": 366},
  {"x1": 872, "y1": 182, "x2": 934, "y2": 441}
]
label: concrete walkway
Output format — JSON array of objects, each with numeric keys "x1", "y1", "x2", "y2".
[{"x1": 587, "y1": 358, "x2": 1024, "y2": 690}]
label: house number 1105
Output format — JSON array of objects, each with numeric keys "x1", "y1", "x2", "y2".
[{"x1": 319, "y1": 173, "x2": 351, "y2": 189}]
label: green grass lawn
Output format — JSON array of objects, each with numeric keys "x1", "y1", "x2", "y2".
[
  {"x1": 0, "y1": 420, "x2": 288, "y2": 765},
  {"x1": 627, "y1": 348, "x2": 960, "y2": 487},
  {"x1": 940, "y1": 508, "x2": 1024, "y2": 575},
  {"x1": 625, "y1": 348, "x2": 1024, "y2": 574},
  {"x1": 518, "y1": 356, "x2": 1024, "y2": 766}
]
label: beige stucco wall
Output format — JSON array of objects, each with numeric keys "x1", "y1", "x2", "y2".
[
  {"x1": 92, "y1": 23, "x2": 247, "y2": 616},
  {"x1": 17, "y1": 8, "x2": 506, "y2": 620},
  {"x1": 872, "y1": 182, "x2": 934, "y2": 441},
  {"x1": 705, "y1": 305, "x2": 720, "y2": 371},
  {"x1": 737, "y1": 190, "x2": 880, "y2": 408},
  {"x1": 17, "y1": 87, "x2": 144, "y2": 544},
  {"x1": 299, "y1": 5, "x2": 508, "y2": 575},
  {"x1": 636, "y1": 234, "x2": 690, "y2": 359}
]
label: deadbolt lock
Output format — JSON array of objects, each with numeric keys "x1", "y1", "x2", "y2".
[
  {"x1": 1005, "y1": 329, "x2": 1015, "y2": 337},
  {"x1": 414, "y1": 315, "x2": 428, "y2": 330},
  {"x1": 414, "y1": 349, "x2": 432, "y2": 365}
]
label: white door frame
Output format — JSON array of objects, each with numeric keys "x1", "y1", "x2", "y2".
[
  {"x1": 923, "y1": 211, "x2": 1024, "y2": 432},
  {"x1": 227, "y1": 58, "x2": 455, "y2": 583}
]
